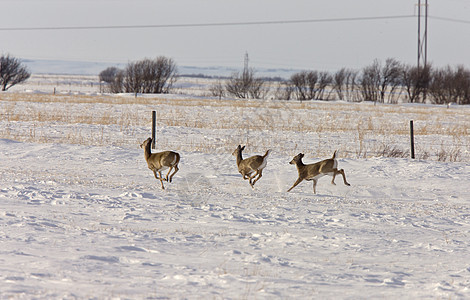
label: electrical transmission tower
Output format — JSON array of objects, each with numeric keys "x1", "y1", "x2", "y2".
[
  {"x1": 243, "y1": 52, "x2": 249, "y2": 74},
  {"x1": 416, "y1": 0, "x2": 429, "y2": 101},
  {"x1": 416, "y1": 0, "x2": 428, "y2": 69}
]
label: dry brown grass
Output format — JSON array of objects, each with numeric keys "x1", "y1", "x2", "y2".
[{"x1": 1, "y1": 92, "x2": 469, "y2": 161}]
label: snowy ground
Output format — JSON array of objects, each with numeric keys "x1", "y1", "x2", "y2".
[
  {"x1": 1, "y1": 81, "x2": 470, "y2": 299},
  {"x1": 1, "y1": 139, "x2": 469, "y2": 299}
]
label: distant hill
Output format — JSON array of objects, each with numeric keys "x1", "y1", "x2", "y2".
[
  {"x1": 22, "y1": 59, "x2": 126, "y2": 76},
  {"x1": 22, "y1": 59, "x2": 298, "y2": 79}
]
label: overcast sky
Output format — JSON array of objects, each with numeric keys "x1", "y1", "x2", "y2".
[{"x1": 1, "y1": 0, "x2": 470, "y2": 74}]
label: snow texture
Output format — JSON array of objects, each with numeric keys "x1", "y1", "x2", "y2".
[
  {"x1": 1, "y1": 138, "x2": 469, "y2": 299},
  {"x1": 1, "y1": 79, "x2": 470, "y2": 298}
]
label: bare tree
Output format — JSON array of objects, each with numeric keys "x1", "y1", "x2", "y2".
[
  {"x1": 104, "y1": 56, "x2": 178, "y2": 95},
  {"x1": 345, "y1": 69, "x2": 360, "y2": 102},
  {"x1": 225, "y1": 67, "x2": 267, "y2": 99},
  {"x1": 225, "y1": 71, "x2": 250, "y2": 99},
  {"x1": 379, "y1": 58, "x2": 402, "y2": 103},
  {"x1": 0, "y1": 54, "x2": 31, "y2": 91},
  {"x1": 333, "y1": 68, "x2": 347, "y2": 100},
  {"x1": 359, "y1": 61, "x2": 380, "y2": 102},
  {"x1": 249, "y1": 76, "x2": 268, "y2": 99},
  {"x1": 428, "y1": 65, "x2": 470, "y2": 105},
  {"x1": 333, "y1": 68, "x2": 360, "y2": 102},
  {"x1": 454, "y1": 65, "x2": 470, "y2": 105},
  {"x1": 273, "y1": 80, "x2": 293, "y2": 100},
  {"x1": 123, "y1": 61, "x2": 143, "y2": 95},
  {"x1": 99, "y1": 67, "x2": 122, "y2": 93},
  {"x1": 401, "y1": 64, "x2": 431, "y2": 103},
  {"x1": 209, "y1": 79, "x2": 225, "y2": 100},
  {"x1": 317, "y1": 71, "x2": 333, "y2": 100},
  {"x1": 99, "y1": 67, "x2": 120, "y2": 84},
  {"x1": 109, "y1": 70, "x2": 124, "y2": 93},
  {"x1": 359, "y1": 58, "x2": 402, "y2": 103},
  {"x1": 141, "y1": 57, "x2": 178, "y2": 94},
  {"x1": 290, "y1": 71, "x2": 318, "y2": 101}
]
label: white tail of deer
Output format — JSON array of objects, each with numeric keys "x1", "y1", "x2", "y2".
[
  {"x1": 287, "y1": 151, "x2": 350, "y2": 194},
  {"x1": 140, "y1": 137, "x2": 180, "y2": 190},
  {"x1": 232, "y1": 145, "x2": 270, "y2": 188}
]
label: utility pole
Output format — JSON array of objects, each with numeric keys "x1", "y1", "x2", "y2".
[
  {"x1": 243, "y1": 52, "x2": 249, "y2": 74},
  {"x1": 417, "y1": 0, "x2": 428, "y2": 69},
  {"x1": 416, "y1": 0, "x2": 429, "y2": 102}
]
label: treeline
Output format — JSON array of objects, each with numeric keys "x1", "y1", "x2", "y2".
[
  {"x1": 100, "y1": 56, "x2": 470, "y2": 105},
  {"x1": 99, "y1": 56, "x2": 177, "y2": 95}
]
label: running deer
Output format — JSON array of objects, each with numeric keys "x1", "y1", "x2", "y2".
[
  {"x1": 287, "y1": 151, "x2": 350, "y2": 194},
  {"x1": 232, "y1": 145, "x2": 271, "y2": 188},
  {"x1": 140, "y1": 137, "x2": 180, "y2": 190}
]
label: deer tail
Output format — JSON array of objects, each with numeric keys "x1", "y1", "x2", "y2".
[{"x1": 264, "y1": 149, "x2": 271, "y2": 158}]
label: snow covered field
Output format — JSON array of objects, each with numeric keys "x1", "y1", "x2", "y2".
[{"x1": 1, "y1": 81, "x2": 470, "y2": 299}]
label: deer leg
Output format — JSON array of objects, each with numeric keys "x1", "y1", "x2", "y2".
[
  {"x1": 287, "y1": 177, "x2": 303, "y2": 192},
  {"x1": 153, "y1": 170, "x2": 165, "y2": 189},
  {"x1": 157, "y1": 170, "x2": 165, "y2": 181},
  {"x1": 169, "y1": 165, "x2": 179, "y2": 183},
  {"x1": 251, "y1": 169, "x2": 263, "y2": 186},
  {"x1": 313, "y1": 179, "x2": 317, "y2": 194},
  {"x1": 240, "y1": 171, "x2": 249, "y2": 180},
  {"x1": 248, "y1": 171, "x2": 258, "y2": 188},
  {"x1": 331, "y1": 169, "x2": 338, "y2": 185},
  {"x1": 152, "y1": 170, "x2": 162, "y2": 180},
  {"x1": 165, "y1": 167, "x2": 173, "y2": 182},
  {"x1": 339, "y1": 169, "x2": 351, "y2": 186}
]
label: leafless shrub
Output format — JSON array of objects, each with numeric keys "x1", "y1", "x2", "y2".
[
  {"x1": 418, "y1": 151, "x2": 430, "y2": 160},
  {"x1": 99, "y1": 67, "x2": 120, "y2": 84},
  {"x1": 0, "y1": 54, "x2": 31, "y2": 91},
  {"x1": 99, "y1": 67, "x2": 123, "y2": 93},
  {"x1": 359, "y1": 58, "x2": 402, "y2": 103},
  {"x1": 290, "y1": 71, "x2": 317, "y2": 101},
  {"x1": 449, "y1": 148, "x2": 462, "y2": 162},
  {"x1": 339, "y1": 69, "x2": 361, "y2": 102},
  {"x1": 437, "y1": 145, "x2": 463, "y2": 162},
  {"x1": 317, "y1": 71, "x2": 333, "y2": 100},
  {"x1": 225, "y1": 68, "x2": 267, "y2": 99},
  {"x1": 359, "y1": 60, "x2": 380, "y2": 102},
  {"x1": 429, "y1": 66, "x2": 455, "y2": 105},
  {"x1": 381, "y1": 58, "x2": 403, "y2": 104},
  {"x1": 103, "y1": 56, "x2": 178, "y2": 95},
  {"x1": 209, "y1": 79, "x2": 225, "y2": 100},
  {"x1": 436, "y1": 148, "x2": 448, "y2": 162},
  {"x1": 333, "y1": 68, "x2": 347, "y2": 100},
  {"x1": 273, "y1": 80, "x2": 293, "y2": 100},
  {"x1": 381, "y1": 145, "x2": 408, "y2": 158},
  {"x1": 290, "y1": 70, "x2": 332, "y2": 101},
  {"x1": 109, "y1": 70, "x2": 125, "y2": 93},
  {"x1": 428, "y1": 65, "x2": 470, "y2": 105},
  {"x1": 401, "y1": 64, "x2": 431, "y2": 103}
]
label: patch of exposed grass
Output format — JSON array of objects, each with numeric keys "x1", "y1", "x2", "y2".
[{"x1": 1, "y1": 92, "x2": 469, "y2": 161}]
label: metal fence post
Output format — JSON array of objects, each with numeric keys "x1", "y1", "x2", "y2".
[
  {"x1": 410, "y1": 120, "x2": 415, "y2": 159},
  {"x1": 152, "y1": 111, "x2": 156, "y2": 149}
]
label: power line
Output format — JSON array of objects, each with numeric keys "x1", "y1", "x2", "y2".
[
  {"x1": 429, "y1": 15, "x2": 470, "y2": 24},
  {"x1": 0, "y1": 15, "x2": 416, "y2": 31}
]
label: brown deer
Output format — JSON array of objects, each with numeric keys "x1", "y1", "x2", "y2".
[
  {"x1": 287, "y1": 151, "x2": 350, "y2": 194},
  {"x1": 140, "y1": 137, "x2": 180, "y2": 189},
  {"x1": 232, "y1": 145, "x2": 270, "y2": 188}
]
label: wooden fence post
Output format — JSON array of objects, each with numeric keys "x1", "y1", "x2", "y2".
[
  {"x1": 152, "y1": 111, "x2": 156, "y2": 149},
  {"x1": 410, "y1": 120, "x2": 415, "y2": 159}
]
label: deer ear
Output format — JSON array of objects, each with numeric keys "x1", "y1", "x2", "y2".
[
  {"x1": 300, "y1": 153, "x2": 304, "y2": 158},
  {"x1": 241, "y1": 146, "x2": 245, "y2": 150}
]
